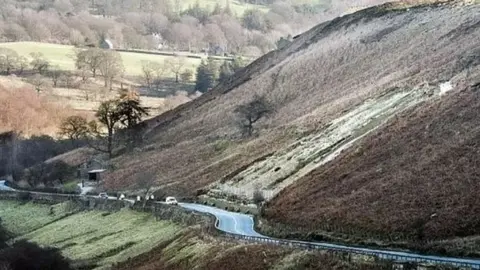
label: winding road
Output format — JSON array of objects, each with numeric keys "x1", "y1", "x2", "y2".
[
  {"x1": 180, "y1": 203, "x2": 480, "y2": 269},
  {"x1": 1, "y1": 181, "x2": 479, "y2": 269}
]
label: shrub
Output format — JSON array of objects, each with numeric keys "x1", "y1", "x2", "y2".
[
  {"x1": 17, "y1": 192, "x2": 31, "y2": 202},
  {"x1": 24, "y1": 160, "x2": 76, "y2": 187},
  {"x1": 253, "y1": 189, "x2": 265, "y2": 204}
]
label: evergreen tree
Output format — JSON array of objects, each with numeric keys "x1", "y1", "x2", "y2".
[
  {"x1": 116, "y1": 89, "x2": 149, "y2": 129},
  {"x1": 218, "y1": 60, "x2": 233, "y2": 83},
  {"x1": 195, "y1": 59, "x2": 216, "y2": 93}
]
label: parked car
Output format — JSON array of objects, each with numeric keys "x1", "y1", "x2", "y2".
[
  {"x1": 98, "y1": 192, "x2": 108, "y2": 199},
  {"x1": 165, "y1": 196, "x2": 178, "y2": 205}
]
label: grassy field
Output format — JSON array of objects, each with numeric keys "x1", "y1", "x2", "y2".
[
  {"x1": 0, "y1": 201, "x2": 73, "y2": 235},
  {"x1": 180, "y1": 0, "x2": 269, "y2": 14},
  {"x1": 0, "y1": 42, "x2": 202, "y2": 78},
  {"x1": 0, "y1": 200, "x2": 183, "y2": 269}
]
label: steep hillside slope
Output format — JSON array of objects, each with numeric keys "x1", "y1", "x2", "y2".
[
  {"x1": 103, "y1": 0, "x2": 480, "y2": 201},
  {"x1": 263, "y1": 82, "x2": 480, "y2": 255}
]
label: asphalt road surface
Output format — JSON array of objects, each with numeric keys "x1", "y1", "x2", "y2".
[{"x1": 179, "y1": 203, "x2": 480, "y2": 269}]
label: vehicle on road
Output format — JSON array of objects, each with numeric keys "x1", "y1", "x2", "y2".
[
  {"x1": 165, "y1": 196, "x2": 178, "y2": 205},
  {"x1": 98, "y1": 192, "x2": 108, "y2": 199},
  {"x1": 0, "y1": 180, "x2": 15, "y2": 191}
]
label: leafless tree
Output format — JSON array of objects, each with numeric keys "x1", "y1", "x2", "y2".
[
  {"x1": 28, "y1": 74, "x2": 51, "y2": 94},
  {"x1": 29, "y1": 52, "x2": 50, "y2": 74},
  {"x1": 180, "y1": 69, "x2": 193, "y2": 82},
  {"x1": 74, "y1": 48, "x2": 103, "y2": 78},
  {"x1": 136, "y1": 170, "x2": 157, "y2": 207},
  {"x1": 234, "y1": 95, "x2": 272, "y2": 136},
  {"x1": 142, "y1": 60, "x2": 167, "y2": 90},
  {"x1": 48, "y1": 65, "x2": 62, "y2": 87},
  {"x1": 59, "y1": 115, "x2": 89, "y2": 145},
  {"x1": 98, "y1": 50, "x2": 124, "y2": 90},
  {"x1": 166, "y1": 56, "x2": 186, "y2": 83},
  {"x1": 0, "y1": 48, "x2": 19, "y2": 75}
]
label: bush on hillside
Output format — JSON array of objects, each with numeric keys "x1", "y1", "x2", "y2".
[
  {"x1": 253, "y1": 189, "x2": 265, "y2": 204},
  {"x1": 24, "y1": 160, "x2": 76, "y2": 187}
]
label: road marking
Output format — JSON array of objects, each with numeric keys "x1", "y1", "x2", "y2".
[{"x1": 232, "y1": 215, "x2": 239, "y2": 234}]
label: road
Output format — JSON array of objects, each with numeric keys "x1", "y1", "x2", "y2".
[
  {"x1": 180, "y1": 203, "x2": 264, "y2": 237},
  {"x1": 1, "y1": 182, "x2": 479, "y2": 268},
  {"x1": 179, "y1": 203, "x2": 480, "y2": 269}
]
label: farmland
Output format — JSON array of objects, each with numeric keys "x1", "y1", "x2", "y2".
[
  {"x1": 0, "y1": 200, "x2": 395, "y2": 270},
  {"x1": 0, "y1": 42, "x2": 202, "y2": 79}
]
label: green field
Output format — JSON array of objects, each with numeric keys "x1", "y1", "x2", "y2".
[
  {"x1": 180, "y1": 0, "x2": 269, "y2": 14},
  {"x1": 0, "y1": 200, "x2": 183, "y2": 269},
  {"x1": 0, "y1": 42, "x2": 202, "y2": 78}
]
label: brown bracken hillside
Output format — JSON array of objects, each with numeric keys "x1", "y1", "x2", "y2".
[
  {"x1": 103, "y1": 0, "x2": 480, "y2": 199},
  {"x1": 264, "y1": 83, "x2": 480, "y2": 255}
]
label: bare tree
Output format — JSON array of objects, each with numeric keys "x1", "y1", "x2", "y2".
[
  {"x1": 59, "y1": 115, "x2": 89, "y2": 145},
  {"x1": 180, "y1": 69, "x2": 193, "y2": 82},
  {"x1": 141, "y1": 60, "x2": 155, "y2": 88},
  {"x1": 0, "y1": 48, "x2": 19, "y2": 75},
  {"x1": 17, "y1": 56, "x2": 29, "y2": 75},
  {"x1": 74, "y1": 48, "x2": 103, "y2": 78},
  {"x1": 166, "y1": 56, "x2": 186, "y2": 83},
  {"x1": 98, "y1": 50, "x2": 124, "y2": 90},
  {"x1": 48, "y1": 65, "x2": 62, "y2": 87},
  {"x1": 59, "y1": 72, "x2": 76, "y2": 89},
  {"x1": 29, "y1": 52, "x2": 50, "y2": 74},
  {"x1": 234, "y1": 95, "x2": 272, "y2": 136},
  {"x1": 136, "y1": 171, "x2": 157, "y2": 207},
  {"x1": 28, "y1": 74, "x2": 51, "y2": 94},
  {"x1": 142, "y1": 60, "x2": 167, "y2": 90}
]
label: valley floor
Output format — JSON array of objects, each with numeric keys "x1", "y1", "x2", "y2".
[{"x1": 0, "y1": 200, "x2": 403, "y2": 270}]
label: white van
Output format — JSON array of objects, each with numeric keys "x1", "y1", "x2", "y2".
[{"x1": 165, "y1": 197, "x2": 178, "y2": 205}]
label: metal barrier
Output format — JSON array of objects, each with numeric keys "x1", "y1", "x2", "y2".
[{"x1": 209, "y1": 214, "x2": 480, "y2": 269}]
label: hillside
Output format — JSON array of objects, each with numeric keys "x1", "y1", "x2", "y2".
[
  {"x1": 49, "y1": 0, "x2": 480, "y2": 254},
  {"x1": 101, "y1": 0, "x2": 479, "y2": 193}
]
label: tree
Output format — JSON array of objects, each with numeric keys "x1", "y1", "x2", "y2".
[
  {"x1": 92, "y1": 100, "x2": 122, "y2": 158},
  {"x1": 194, "y1": 59, "x2": 217, "y2": 93},
  {"x1": 136, "y1": 171, "x2": 156, "y2": 207},
  {"x1": 242, "y1": 9, "x2": 271, "y2": 32},
  {"x1": 231, "y1": 56, "x2": 246, "y2": 72},
  {"x1": 253, "y1": 188, "x2": 265, "y2": 204},
  {"x1": 59, "y1": 73, "x2": 76, "y2": 89},
  {"x1": 48, "y1": 65, "x2": 62, "y2": 87},
  {"x1": 180, "y1": 69, "x2": 193, "y2": 82},
  {"x1": 166, "y1": 56, "x2": 186, "y2": 83},
  {"x1": 59, "y1": 116, "x2": 89, "y2": 145},
  {"x1": 28, "y1": 74, "x2": 51, "y2": 94},
  {"x1": 141, "y1": 60, "x2": 166, "y2": 89},
  {"x1": 98, "y1": 50, "x2": 124, "y2": 90},
  {"x1": 17, "y1": 56, "x2": 29, "y2": 75},
  {"x1": 0, "y1": 48, "x2": 19, "y2": 75},
  {"x1": 218, "y1": 60, "x2": 234, "y2": 83},
  {"x1": 29, "y1": 52, "x2": 50, "y2": 74},
  {"x1": 116, "y1": 89, "x2": 149, "y2": 129},
  {"x1": 116, "y1": 89, "x2": 149, "y2": 146},
  {"x1": 234, "y1": 95, "x2": 272, "y2": 136},
  {"x1": 74, "y1": 48, "x2": 103, "y2": 78},
  {"x1": 142, "y1": 60, "x2": 167, "y2": 90}
]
